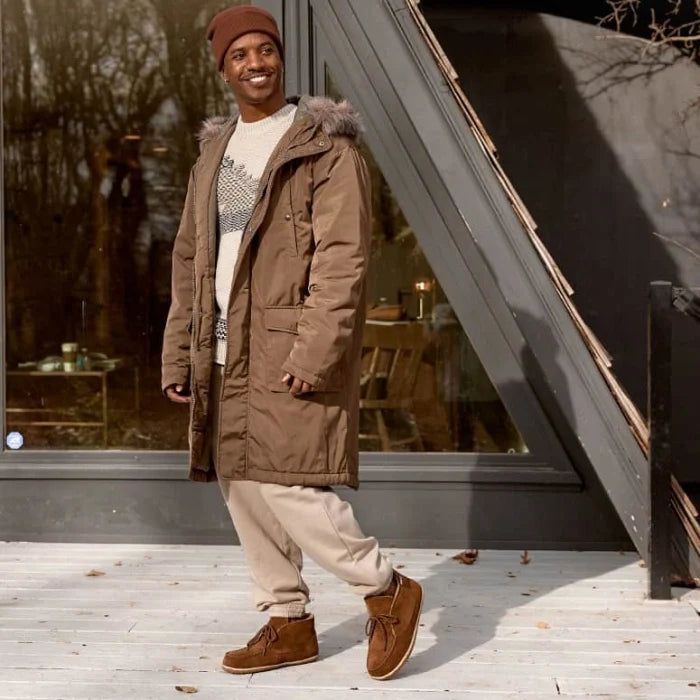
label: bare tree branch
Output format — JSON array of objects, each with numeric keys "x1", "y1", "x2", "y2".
[
  {"x1": 652, "y1": 231, "x2": 700, "y2": 263},
  {"x1": 599, "y1": 0, "x2": 700, "y2": 61}
]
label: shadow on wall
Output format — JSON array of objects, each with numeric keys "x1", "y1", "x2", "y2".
[{"x1": 422, "y1": 6, "x2": 699, "y2": 481}]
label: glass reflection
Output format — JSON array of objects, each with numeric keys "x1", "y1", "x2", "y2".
[
  {"x1": 324, "y1": 73, "x2": 527, "y2": 453},
  {"x1": 3, "y1": 0, "x2": 240, "y2": 449}
]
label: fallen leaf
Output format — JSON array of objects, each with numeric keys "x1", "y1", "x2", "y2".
[
  {"x1": 168, "y1": 582, "x2": 180, "y2": 586},
  {"x1": 520, "y1": 592, "x2": 531, "y2": 596},
  {"x1": 114, "y1": 561, "x2": 122, "y2": 566},
  {"x1": 175, "y1": 686, "x2": 198, "y2": 694},
  {"x1": 170, "y1": 665, "x2": 184, "y2": 672},
  {"x1": 506, "y1": 572, "x2": 516, "y2": 578},
  {"x1": 452, "y1": 550, "x2": 479, "y2": 565},
  {"x1": 520, "y1": 550, "x2": 531, "y2": 565},
  {"x1": 435, "y1": 552, "x2": 442, "y2": 556},
  {"x1": 395, "y1": 564, "x2": 405, "y2": 569},
  {"x1": 536, "y1": 621, "x2": 550, "y2": 629},
  {"x1": 85, "y1": 569, "x2": 105, "y2": 577},
  {"x1": 638, "y1": 560, "x2": 647, "y2": 568}
]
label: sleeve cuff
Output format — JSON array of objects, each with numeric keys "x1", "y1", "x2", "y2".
[
  {"x1": 162, "y1": 366, "x2": 190, "y2": 395},
  {"x1": 281, "y1": 358, "x2": 328, "y2": 390}
]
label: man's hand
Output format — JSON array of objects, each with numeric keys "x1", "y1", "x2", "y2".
[
  {"x1": 281, "y1": 372, "x2": 314, "y2": 395},
  {"x1": 165, "y1": 383, "x2": 191, "y2": 404}
]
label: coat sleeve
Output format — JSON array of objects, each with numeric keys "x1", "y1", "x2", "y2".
[
  {"x1": 281, "y1": 142, "x2": 371, "y2": 389},
  {"x1": 161, "y1": 166, "x2": 196, "y2": 393}
]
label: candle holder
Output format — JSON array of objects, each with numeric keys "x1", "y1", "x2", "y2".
[{"x1": 413, "y1": 278, "x2": 433, "y2": 320}]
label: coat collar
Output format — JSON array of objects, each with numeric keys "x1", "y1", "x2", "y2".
[
  {"x1": 194, "y1": 96, "x2": 363, "y2": 290},
  {"x1": 196, "y1": 95, "x2": 363, "y2": 151}
]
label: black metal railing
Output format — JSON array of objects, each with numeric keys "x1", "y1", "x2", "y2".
[{"x1": 648, "y1": 281, "x2": 700, "y2": 599}]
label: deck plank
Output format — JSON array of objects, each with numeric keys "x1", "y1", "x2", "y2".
[{"x1": 0, "y1": 542, "x2": 697, "y2": 697}]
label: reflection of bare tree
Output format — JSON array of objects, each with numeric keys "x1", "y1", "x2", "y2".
[
  {"x1": 151, "y1": 0, "x2": 231, "y2": 147},
  {"x1": 3, "y1": 0, "x2": 234, "y2": 364}
]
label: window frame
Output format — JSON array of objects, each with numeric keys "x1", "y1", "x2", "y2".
[{"x1": 0, "y1": 0, "x2": 581, "y2": 490}]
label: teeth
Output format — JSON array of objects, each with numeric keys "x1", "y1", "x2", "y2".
[{"x1": 249, "y1": 76, "x2": 267, "y2": 83}]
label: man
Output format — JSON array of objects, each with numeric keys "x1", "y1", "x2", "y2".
[{"x1": 161, "y1": 5, "x2": 423, "y2": 681}]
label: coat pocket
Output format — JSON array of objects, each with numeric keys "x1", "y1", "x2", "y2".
[
  {"x1": 264, "y1": 305, "x2": 344, "y2": 393},
  {"x1": 265, "y1": 306, "x2": 303, "y2": 392}
]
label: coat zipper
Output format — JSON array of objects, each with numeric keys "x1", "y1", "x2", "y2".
[
  {"x1": 210, "y1": 127, "x2": 329, "y2": 474},
  {"x1": 220, "y1": 138, "x2": 332, "y2": 377}
]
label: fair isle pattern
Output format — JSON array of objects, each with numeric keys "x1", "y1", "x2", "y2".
[
  {"x1": 214, "y1": 318, "x2": 227, "y2": 342},
  {"x1": 214, "y1": 103, "x2": 298, "y2": 365},
  {"x1": 217, "y1": 156, "x2": 259, "y2": 234}
]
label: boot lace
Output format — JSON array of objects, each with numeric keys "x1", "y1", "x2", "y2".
[
  {"x1": 365, "y1": 614, "x2": 399, "y2": 651},
  {"x1": 247, "y1": 623, "x2": 278, "y2": 655}
]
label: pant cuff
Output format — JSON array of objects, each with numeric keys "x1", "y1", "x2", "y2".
[
  {"x1": 266, "y1": 601, "x2": 307, "y2": 618},
  {"x1": 361, "y1": 566, "x2": 395, "y2": 598}
]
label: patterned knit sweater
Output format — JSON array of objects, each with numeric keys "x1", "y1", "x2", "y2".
[{"x1": 214, "y1": 103, "x2": 297, "y2": 365}]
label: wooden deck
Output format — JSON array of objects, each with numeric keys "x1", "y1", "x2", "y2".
[{"x1": 0, "y1": 543, "x2": 698, "y2": 699}]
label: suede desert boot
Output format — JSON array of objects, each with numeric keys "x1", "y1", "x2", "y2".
[
  {"x1": 364, "y1": 570, "x2": 423, "y2": 680},
  {"x1": 221, "y1": 613, "x2": 319, "y2": 674}
]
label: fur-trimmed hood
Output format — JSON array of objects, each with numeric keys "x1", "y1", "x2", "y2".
[{"x1": 197, "y1": 96, "x2": 362, "y2": 149}]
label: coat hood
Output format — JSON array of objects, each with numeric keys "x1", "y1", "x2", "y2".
[{"x1": 197, "y1": 96, "x2": 362, "y2": 149}]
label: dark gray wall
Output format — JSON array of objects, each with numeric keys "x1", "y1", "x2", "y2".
[
  {"x1": 423, "y1": 6, "x2": 700, "y2": 483},
  {"x1": 0, "y1": 473, "x2": 630, "y2": 550}
]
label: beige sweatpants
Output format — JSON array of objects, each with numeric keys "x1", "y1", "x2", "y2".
[{"x1": 210, "y1": 365, "x2": 393, "y2": 618}]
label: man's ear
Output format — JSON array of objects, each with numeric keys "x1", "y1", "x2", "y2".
[{"x1": 220, "y1": 69, "x2": 228, "y2": 83}]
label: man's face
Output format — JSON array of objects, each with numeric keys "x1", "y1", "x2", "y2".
[{"x1": 221, "y1": 32, "x2": 284, "y2": 108}]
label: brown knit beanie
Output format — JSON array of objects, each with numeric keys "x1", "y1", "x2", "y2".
[{"x1": 207, "y1": 6, "x2": 283, "y2": 70}]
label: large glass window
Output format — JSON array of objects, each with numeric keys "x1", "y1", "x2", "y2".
[
  {"x1": 1, "y1": 2, "x2": 526, "y2": 455},
  {"x1": 2, "y1": 0, "x2": 239, "y2": 449},
  {"x1": 325, "y1": 75, "x2": 527, "y2": 453},
  {"x1": 359, "y1": 145, "x2": 527, "y2": 453}
]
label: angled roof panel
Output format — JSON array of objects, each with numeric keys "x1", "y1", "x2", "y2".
[{"x1": 310, "y1": 0, "x2": 649, "y2": 556}]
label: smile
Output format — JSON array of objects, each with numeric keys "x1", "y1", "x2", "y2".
[{"x1": 245, "y1": 74, "x2": 271, "y2": 84}]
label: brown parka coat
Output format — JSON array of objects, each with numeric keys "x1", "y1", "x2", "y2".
[{"x1": 162, "y1": 96, "x2": 371, "y2": 488}]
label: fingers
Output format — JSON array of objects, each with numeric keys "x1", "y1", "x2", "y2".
[
  {"x1": 283, "y1": 374, "x2": 314, "y2": 395},
  {"x1": 165, "y1": 384, "x2": 190, "y2": 404}
]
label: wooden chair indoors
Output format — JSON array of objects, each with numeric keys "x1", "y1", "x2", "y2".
[{"x1": 359, "y1": 322, "x2": 427, "y2": 451}]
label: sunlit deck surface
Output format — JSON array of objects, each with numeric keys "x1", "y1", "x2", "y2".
[{"x1": 0, "y1": 542, "x2": 698, "y2": 699}]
